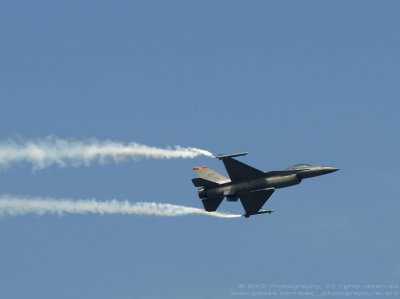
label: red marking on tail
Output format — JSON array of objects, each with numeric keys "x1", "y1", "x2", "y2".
[{"x1": 193, "y1": 166, "x2": 208, "y2": 170}]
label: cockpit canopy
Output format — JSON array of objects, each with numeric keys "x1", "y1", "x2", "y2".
[{"x1": 285, "y1": 164, "x2": 312, "y2": 170}]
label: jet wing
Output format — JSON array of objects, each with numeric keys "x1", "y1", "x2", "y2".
[
  {"x1": 239, "y1": 188, "x2": 275, "y2": 215},
  {"x1": 220, "y1": 157, "x2": 265, "y2": 182}
]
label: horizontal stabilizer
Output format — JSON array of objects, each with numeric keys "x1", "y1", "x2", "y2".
[
  {"x1": 215, "y1": 152, "x2": 249, "y2": 160},
  {"x1": 202, "y1": 197, "x2": 224, "y2": 212},
  {"x1": 192, "y1": 178, "x2": 220, "y2": 188}
]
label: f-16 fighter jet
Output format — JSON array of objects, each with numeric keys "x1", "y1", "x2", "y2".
[{"x1": 192, "y1": 153, "x2": 339, "y2": 218}]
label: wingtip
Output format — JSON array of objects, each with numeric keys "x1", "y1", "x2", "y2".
[
  {"x1": 215, "y1": 152, "x2": 249, "y2": 160},
  {"x1": 242, "y1": 209, "x2": 275, "y2": 218}
]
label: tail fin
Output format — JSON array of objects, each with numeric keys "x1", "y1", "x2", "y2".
[
  {"x1": 192, "y1": 166, "x2": 230, "y2": 184},
  {"x1": 192, "y1": 167, "x2": 228, "y2": 212},
  {"x1": 192, "y1": 178, "x2": 220, "y2": 188}
]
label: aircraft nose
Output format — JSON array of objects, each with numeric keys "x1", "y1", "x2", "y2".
[{"x1": 323, "y1": 167, "x2": 340, "y2": 174}]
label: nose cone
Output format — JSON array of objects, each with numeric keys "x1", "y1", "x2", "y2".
[{"x1": 322, "y1": 167, "x2": 340, "y2": 174}]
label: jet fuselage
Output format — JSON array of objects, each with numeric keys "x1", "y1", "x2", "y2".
[
  {"x1": 198, "y1": 166, "x2": 339, "y2": 200},
  {"x1": 192, "y1": 152, "x2": 340, "y2": 217}
]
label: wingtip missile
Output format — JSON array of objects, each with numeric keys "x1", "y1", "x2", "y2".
[
  {"x1": 214, "y1": 152, "x2": 249, "y2": 160},
  {"x1": 243, "y1": 210, "x2": 274, "y2": 218}
]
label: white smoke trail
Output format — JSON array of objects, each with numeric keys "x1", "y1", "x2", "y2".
[
  {"x1": 0, "y1": 195, "x2": 241, "y2": 218},
  {"x1": 0, "y1": 136, "x2": 213, "y2": 170}
]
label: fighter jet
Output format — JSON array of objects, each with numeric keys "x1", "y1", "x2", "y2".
[{"x1": 192, "y1": 152, "x2": 339, "y2": 218}]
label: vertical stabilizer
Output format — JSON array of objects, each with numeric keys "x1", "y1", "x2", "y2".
[{"x1": 192, "y1": 166, "x2": 230, "y2": 184}]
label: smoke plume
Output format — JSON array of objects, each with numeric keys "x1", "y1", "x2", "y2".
[
  {"x1": 0, "y1": 136, "x2": 213, "y2": 170},
  {"x1": 0, "y1": 195, "x2": 241, "y2": 218}
]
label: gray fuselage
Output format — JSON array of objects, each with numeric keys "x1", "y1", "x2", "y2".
[{"x1": 198, "y1": 166, "x2": 338, "y2": 200}]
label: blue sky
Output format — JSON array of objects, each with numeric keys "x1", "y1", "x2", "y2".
[{"x1": 0, "y1": 1, "x2": 399, "y2": 298}]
